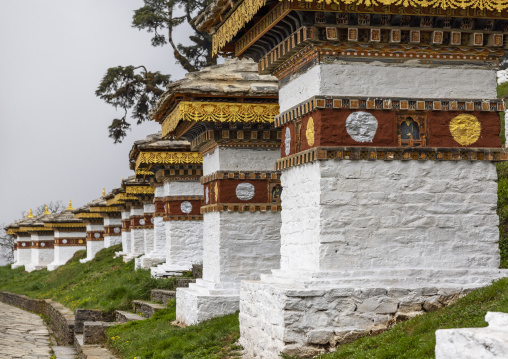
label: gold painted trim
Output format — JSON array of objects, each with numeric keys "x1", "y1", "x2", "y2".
[
  {"x1": 5, "y1": 229, "x2": 16, "y2": 235},
  {"x1": 212, "y1": 0, "x2": 508, "y2": 55},
  {"x1": 106, "y1": 193, "x2": 139, "y2": 206},
  {"x1": 135, "y1": 169, "x2": 155, "y2": 176},
  {"x1": 19, "y1": 226, "x2": 53, "y2": 232},
  {"x1": 162, "y1": 101, "x2": 279, "y2": 137},
  {"x1": 44, "y1": 223, "x2": 87, "y2": 229},
  {"x1": 89, "y1": 206, "x2": 120, "y2": 213},
  {"x1": 74, "y1": 213, "x2": 103, "y2": 219},
  {"x1": 125, "y1": 186, "x2": 155, "y2": 195},
  {"x1": 135, "y1": 151, "x2": 203, "y2": 171}
]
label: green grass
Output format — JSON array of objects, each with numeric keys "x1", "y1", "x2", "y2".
[
  {"x1": 497, "y1": 81, "x2": 508, "y2": 99},
  {"x1": 499, "y1": 111, "x2": 505, "y2": 146},
  {"x1": 107, "y1": 302, "x2": 241, "y2": 359},
  {"x1": 0, "y1": 245, "x2": 177, "y2": 312},
  {"x1": 497, "y1": 162, "x2": 508, "y2": 268}
]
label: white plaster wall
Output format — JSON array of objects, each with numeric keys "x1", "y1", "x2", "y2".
[
  {"x1": 86, "y1": 223, "x2": 104, "y2": 232},
  {"x1": 29, "y1": 234, "x2": 54, "y2": 267},
  {"x1": 436, "y1": 312, "x2": 508, "y2": 359},
  {"x1": 165, "y1": 220, "x2": 203, "y2": 268},
  {"x1": 280, "y1": 63, "x2": 498, "y2": 112},
  {"x1": 144, "y1": 203, "x2": 155, "y2": 213},
  {"x1": 103, "y1": 217, "x2": 122, "y2": 226},
  {"x1": 151, "y1": 216, "x2": 166, "y2": 256},
  {"x1": 144, "y1": 228, "x2": 154, "y2": 254},
  {"x1": 203, "y1": 211, "x2": 281, "y2": 285},
  {"x1": 131, "y1": 229, "x2": 145, "y2": 255},
  {"x1": 86, "y1": 240, "x2": 104, "y2": 261},
  {"x1": 203, "y1": 148, "x2": 281, "y2": 176},
  {"x1": 54, "y1": 230, "x2": 86, "y2": 238},
  {"x1": 130, "y1": 207, "x2": 144, "y2": 217},
  {"x1": 280, "y1": 160, "x2": 500, "y2": 272},
  {"x1": 15, "y1": 248, "x2": 31, "y2": 266},
  {"x1": 164, "y1": 181, "x2": 202, "y2": 196},
  {"x1": 104, "y1": 235, "x2": 122, "y2": 248},
  {"x1": 155, "y1": 185, "x2": 164, "y2": 198},
  {"x1": 121, "y1": 231, "x2": 131, "y2": 254},
  {"x1": 50, "y1": 246, "x2": 84, "y2": 268}
]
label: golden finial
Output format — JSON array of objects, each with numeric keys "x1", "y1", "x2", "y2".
[
  {"x1": 67, "y1": 200, "x2": 74, "y2": 211},
  {"x1": 44, "y1": 205, "x2": 51, "y2": 215},
  {"x1": 27, "y1": 209, "x2": 34, "y2": 218},
  {"x1": 102, "y1": 187, "x2": 106, "y2": 196}
]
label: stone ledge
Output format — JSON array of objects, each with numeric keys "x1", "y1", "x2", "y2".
[
  {"x1": 132, "y1": 300, "x2": 166, "y2": 318},
  {"x1": 115, "y1": 310, "x2": 146, "y2": 323},
  {"x1": 151, "y1": 289, "x2": 176, "y2": 305}
]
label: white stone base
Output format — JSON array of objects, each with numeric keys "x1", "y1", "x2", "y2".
[
  {"x1": 104, "y1": 235, "x2": 122, "y2": 248},
  {"x1": 79, "y1": 240, "x2": 104, "y2": 263},
  {"x1": 135, "y1": 255, "x2": 166, "y2": 271},
  {"x1": 436, "y1": 312, "x2": 508, "y2": 359},
  {"x1": 239, "y1": 269, "x2": 508, "y2": 358},
  {"x1": 176, "y1": 280, "x2": 240, "y2": 325},
  {"x1": 47, "y1": 246, "x2": 84, "y2": 271},
  {"x1": 151, "y1": 263, "x2": 193, "y2": 278}
]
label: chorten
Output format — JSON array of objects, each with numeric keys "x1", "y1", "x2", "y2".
[
  {"x1": 23, "y1": 207, "x2": 55, "y2": 272},
  {"x1": 44, "y1": 200, "x2": 87, "y2": 271},
  {"x1": 151, "y1": 58, "x2": 281, "y2": 324},
  {"x1": 195, "y1": 0, "x2": 508, "y2": 356}
]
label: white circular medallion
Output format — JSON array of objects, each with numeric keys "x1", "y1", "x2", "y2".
[
  {"x1": 205, "y1": 187, "x2": 210, "y2": 204},
  {"x1": 139, "y1": 219, "x2": 145, "y2": 226},
  {"x1": 22, "y1": 243, "x2": 26, "y2": 247},
  {"x1": 62, "y1": 239, "x2": 68, "y2": 244},
  {"x1": 40, "y1": 242, "x2": 45, "y2": 247},
  {"x1": 181, "y1": 201, "x2": 193, "y2": 214},
  {"x1": 150, "y1": 217, "x2": 155, "y2": 224},
  {"x1": 114, "y1": 227, "x2": 121, "y2": 234},
  {"x1": 94, "y1": 232, "x2": 100, "y2": 239},
  {"x1": 346, "y1": 111, "x2": 378, "y2": 143},
  {"x1": 284, "y1": 127, "x2": 291, "y2": 156},
  {"x1": 236, "y1": 183, "x2": 255, "y2": 201}
]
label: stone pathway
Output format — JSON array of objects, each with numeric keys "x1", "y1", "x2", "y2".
[{"x1": 0, "y1": 301, "x2": 56, "y2": 358}]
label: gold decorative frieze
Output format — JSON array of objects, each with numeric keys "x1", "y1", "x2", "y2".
[
  {"x1": 135, "y1": 151, "x2": 203, "y2": 170},
  {"x1": 212, "y1": 0, "x2": 508, "y2": 56},
  {"x1": 135, "y1": 169, "x2": 154, "y2": 176},
  {"x1": 106, "y1": 193, "x2": 139, "y2": 206},
  {"x1": 19, "y1": 226, "x2": 53, "y2": 232},
  {"x1": 44, "y1": 223, "x2": 86, "y2": 229},
  {"x1": 74, "y1": 213, "x2": 103, "y2": 219},
  {"x1": 125, "y1": 186, "x2": 155, "y2": 195},
  {"x1": 201, "y1": 203, "x2": 282, "y2": 214},
  {"x1": 162, "y1": 101, "x2": 279, "y2": 137},
  {"x1": 5, "y1": 229, "x2": 16, "y2": 235},
  {"x1": 89, "y1": 206, "x2": 120, "y2": 213}
]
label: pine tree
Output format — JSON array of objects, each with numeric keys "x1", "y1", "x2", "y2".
[{"x1": 97, "y1": 0, "x2": 214, "y2": 143}]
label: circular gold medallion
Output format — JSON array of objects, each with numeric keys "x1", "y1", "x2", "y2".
[
  {"x1": 449, "y1": 114, "x2": 481, "y2": 146},
  {"x1": 306, "y1": 117, "x2": 315, "y2": 146}
]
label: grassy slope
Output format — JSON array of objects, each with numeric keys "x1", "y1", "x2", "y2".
[
  {"x1": 0, "y1": 245, "x2": 176, "y2": 312},
  {"x1": 107, "y1": 303, "x2": 241, "y2": 359}
]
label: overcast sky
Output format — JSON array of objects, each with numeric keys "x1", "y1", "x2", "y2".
[{"x1": 0, "y1": 1, "x2": 190, "y2": 225}]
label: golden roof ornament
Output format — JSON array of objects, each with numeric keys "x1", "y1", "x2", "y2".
[
  {"x1": 67, "y1": 200, "x2": 74, "y2": 211},
  {"x1": 44, "y1": 205, "x2": 51, "y2": 215},
  {"x1": 102, "y1": 187, "x2": 106, "y2": 196},
  {"x1": 27, "y1": 209, "x2": 34, "y2": 218}
]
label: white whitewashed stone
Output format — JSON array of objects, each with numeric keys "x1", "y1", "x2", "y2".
[
  {"x1": 151, "y1": 180, "x2": 204, "y2": 277},
  {"x1": 497, "y1": 69, "x2": 508, "y2": 84},
  {"x1": 47, "y1": 229, "x2": 86, "y2": 271},
  {"x1": 235, "y1": 183, "x2": 255, "y2": 201},
  {"x1": 280, "y1": 63, "x2": 498, "y2": 112},
  {"x1": 346, "y1": 111, "x2": 378, "y2": 143},
  {"x1": 25, "y1": 233, "x2": 55, "y2": 272},
  {"x1": 436, "y1": 312, "x2": 508, "y2": 359},
  {"x1": 239, "y1": 160, "x2": 507, "y2": 358},
  {"x1": 103, "y1": 216, "x2": 122, "y2": 248},
  {"x1": 203, "y1": 147, "x2": 280, "y2": 176}
]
